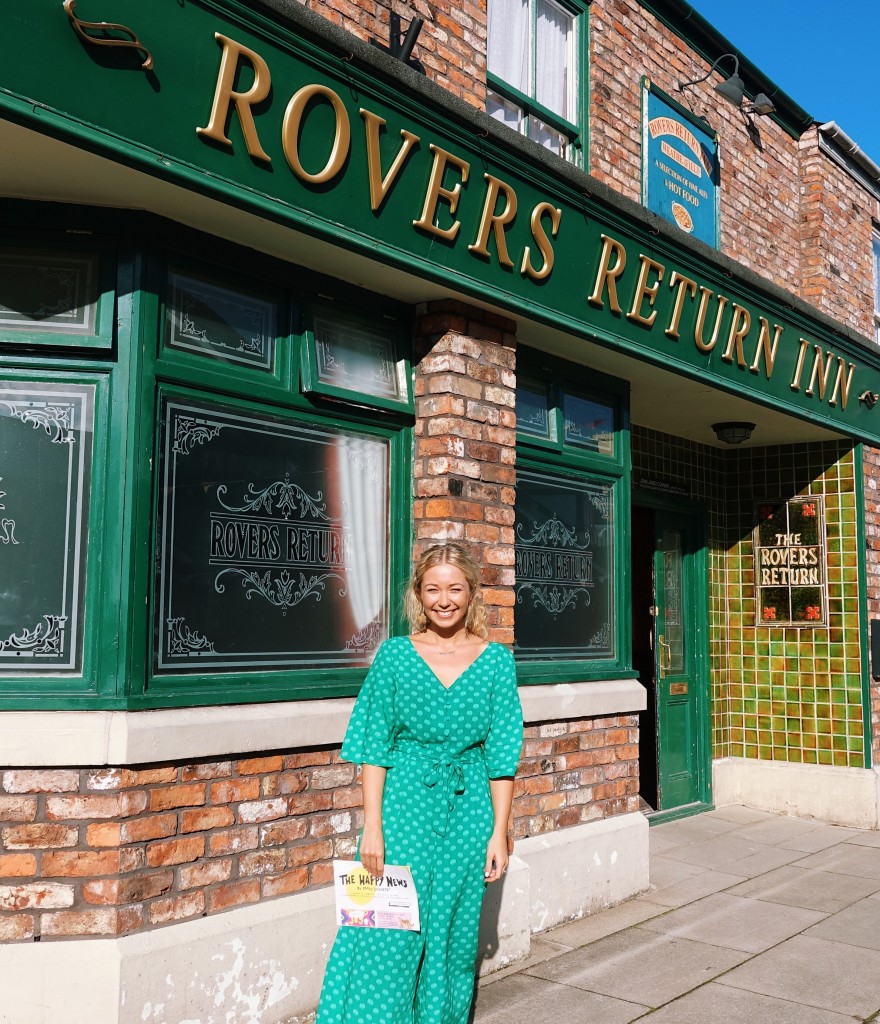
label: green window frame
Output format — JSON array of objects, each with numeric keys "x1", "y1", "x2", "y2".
[
  {"x1": 486, "y1": 0, "x2": 589, "y2": 165},
  {"x1": 514, "y1": 351, "x2": 631, "y2": 684},
  {"x1": 0, "y1": 204, "x2": 413, "y2": 710}
]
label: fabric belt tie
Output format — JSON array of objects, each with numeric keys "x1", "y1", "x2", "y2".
[{"x1": 395, "y1": 747, "x2": 483, "y2": 838}]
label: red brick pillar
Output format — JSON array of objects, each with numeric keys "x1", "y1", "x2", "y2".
[{"x1": 412, "y1": 300, "x2": 516, "y2": 645}]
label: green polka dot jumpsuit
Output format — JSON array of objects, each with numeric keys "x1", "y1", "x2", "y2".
[{"x1": 317, "y1": 637, "x2": 523, "y2": 1024}]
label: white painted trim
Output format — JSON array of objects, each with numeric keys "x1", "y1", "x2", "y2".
[
  {"x1": 0, "y1": 812, "x2": 649, "y2": 1024},
  {"x1": 712, "y1": 756, "x2": 880, "y2": 829},
  {"x1": 0, "y1": 679, "x2": 645, "y2": 766}
]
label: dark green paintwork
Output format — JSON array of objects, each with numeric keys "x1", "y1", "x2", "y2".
[{"x1": 2, "y1": 1, "x2": 879, "y2": 441}]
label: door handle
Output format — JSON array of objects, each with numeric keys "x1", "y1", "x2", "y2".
[{"x1": 658, "y1": 633, "x2": 672, "y2": 677}]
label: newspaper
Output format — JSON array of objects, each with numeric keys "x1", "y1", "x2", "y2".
[{"x1": 333, "y1": 859, "x2": 421, "y2": 931}]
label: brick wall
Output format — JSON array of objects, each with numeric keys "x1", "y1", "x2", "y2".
[
  {"x1": 589, "y1": 0, "x2": 801, "y2": 290},
  {"x1": 799, "y1": 127, "x2": 878, "y2": 338},
  {"x1": 0, "y1": 753, "x2": 360, "y2": 942},
  {"x1": 514, "y1": 716, "x2": 640, "y2": 837},
  {"x1": 303, "y1": 0, "x2": 487, "y2": 107},
  {"x1": 0, "y1": 719, "x2": 639, "y2": 941},
  {"x1": 864, "y1": 444, "x2": 880, "y2": 765},
  {"x1": 413, "y1": 300, "x2": 517, "y2": 645}
]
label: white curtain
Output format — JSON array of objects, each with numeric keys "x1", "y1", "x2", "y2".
[
  {"x1": 488, "y1": 90, "x2": 524, "y2": 131},
  {"x1": 488, "y1": 0, "x2": 529, "y2": 93},
  {"x1": 338, "y1": 435, "x2": 387, "y2": 636},
  {"x1": 535, "y1": 0, "x2": 572, "y2": 120}
]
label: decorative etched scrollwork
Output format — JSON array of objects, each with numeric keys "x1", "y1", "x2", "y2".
[
  {"x1": 214, "y1": 568, "x2": 346, "y2": 610},
  {"x1": 516, "y1": 515, "x2": 590, "y2": 549},
  {"x1": 345, "y1": 446, "x2": 382, "y2": 485},
  {"x1": 589, "y1": 491, "x2": 611, "y2": 521},
  {"x1": 516, "y1": 584, "x2": 590, "y2": 616},
  {"x1": 345, "y1": 617, "x2": 382, "y2": 652},
  {"x1": 217, "y1": 473, "x2": 330, "y2": 521},
  {"x1": 0, "y1": 401, "x2": 75, "y2": 444},
  {"x1": 590, "y1": 622, "x2": 611, "y2": 647},
  {"x1": 172, "y1": 416, "x2": 223, "y2": 456},
  {"x1": 63, "y1": 0, "x2": 154, "y2": 71},
  {"x1": 0, "y1": 478, "x2": 16, "y2": 545},
  {"x1": 0, "y1": 615, "x2": 67, "y2": 656},
  {"x1": 167, "y1": 617, "x2": 215, "y2": 656}
]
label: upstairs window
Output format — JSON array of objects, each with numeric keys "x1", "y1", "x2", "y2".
[
  {"x1": 487, "y1": 0, "x2": 585, "y2": 162},
  {"x1": 873, "y1": 230, "x2": 880, "y2": 343}
]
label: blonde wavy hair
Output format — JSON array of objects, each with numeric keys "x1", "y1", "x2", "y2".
[{"x1": 404, "y1": 543, "x2": 489, "y2": 639}]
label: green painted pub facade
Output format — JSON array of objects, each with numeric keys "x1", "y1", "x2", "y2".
[{"x1": 1, "y1": 1, "x2": 880, "y2": 1020}]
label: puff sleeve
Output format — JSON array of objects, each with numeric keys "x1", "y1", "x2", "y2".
[
  {"x1": 483, "y1": 645, "x2": 524, "y2": 778},
  {"x1": 340, "y1": 639, "x2": 397, "y2": 767}
]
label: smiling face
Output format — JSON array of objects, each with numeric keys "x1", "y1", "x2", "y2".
[{"x1": 418, "y1": 563, "x2": 472, "y2": 635}]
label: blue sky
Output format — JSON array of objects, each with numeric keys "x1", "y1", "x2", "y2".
[{"x1": 688, "y1": 0, "x2": 880, "y2": 164}]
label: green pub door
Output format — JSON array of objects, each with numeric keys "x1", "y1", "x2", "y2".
[{"x1": 632, "y1": 501, "x2": 710, "y2": 815}]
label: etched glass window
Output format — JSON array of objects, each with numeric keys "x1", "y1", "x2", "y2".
[
  {"x1": 310, "y1": 308, "x2": 406, "y2": 403},
  {"x1": 0, "y1": 381, "x2": 94, "y2": 671},
  {"x1": 155, "y1": 396, "x2": 389, "y2": 673},
  {"x1": 516, "y1": 379, "x2": 551, "y2": 438},
  {"x1": 514, "y1": 468, "x2": 614, "y2": 660},
  {"x1": 0, "y1": 248, "x2": 99, "y2": 336},
  {"x1": 166, "y1": 268, "x2": 277, "y2": 371},
  {"x1": 563, "y1": 391, "x2": 615, "y2": 455}
]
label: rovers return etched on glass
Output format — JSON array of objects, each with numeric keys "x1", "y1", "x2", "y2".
[
  {"x1": 514, "y1": 469, "x2": 614, "y2": 660},
  {"x1": 155, "y1": 397, "x2": 389, "y2": 672}
]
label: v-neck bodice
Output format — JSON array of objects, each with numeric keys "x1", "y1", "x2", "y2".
[
  {"x1": 406, "y1": 637, "x2": 490, "y2": 690},
  {"x1": 341, "y1": 636, "x2": 522, "y2": 776}
]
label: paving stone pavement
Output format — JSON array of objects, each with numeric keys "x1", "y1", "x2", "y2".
[{"x1": 472, "y1": 806, "x2": 880, "y2": 1023}]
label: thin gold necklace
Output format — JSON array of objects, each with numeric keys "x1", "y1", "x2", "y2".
[{"x1": 431, "y1": 629, "x2": 469, "y2": 655}]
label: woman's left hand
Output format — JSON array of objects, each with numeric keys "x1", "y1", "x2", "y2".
[{"x1": 484, "y1": 832, "x2": 509, "y2": 884}]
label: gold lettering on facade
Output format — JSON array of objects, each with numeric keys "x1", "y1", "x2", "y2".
[
  {"x1": 587, "y1": 234, "x2": 627, "y2": 312},
  {"x1": 196, "y1": 33, "x2": 272, "y2": 163},
  {"x1": 829, "y1": 358, "x2": 856, "y2": 409},
  {"x1": 360, "y1": 109, "x2": 420, "y2": 212},
  {"x1": 468, "y1": 174, "x2": 518, "y2": 268},
  {"x1": 664, "y1": 271, "x2": 697, "y2": 340},
  {"x1": 626, "y1": 254, "x2": 665, "y2": 327},
  {"x1": 721, "y1": 303, "x2": 750, "y2": 367},
  {"x1": 693, "y1": 287, "x2": 728, "y2": 352},
  {"x1": 413, "y1": 145, "x2": 471, "y2": 241},
  {"x1": 805, "y1": 345, "x2": 835, "y2": 400},
  {"x1": 282, "y1": 84, "x2": 351, "y2": 184},
  {"x1": 749, "y1": 317, "x2": 783, "y2": 378},
  {"x1": 790, "y1": 337, "x2": 810, "y2": 391},
  {"x1": 520, "y1": 202, "x2": 562, "y2": 281}
]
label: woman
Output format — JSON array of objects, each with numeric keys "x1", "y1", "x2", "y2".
[{"x1": 317, "y1": 542, "x2": 523, "y2": 1024}]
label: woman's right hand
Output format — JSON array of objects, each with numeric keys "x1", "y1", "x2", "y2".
[{"x1": 360, "y1": 822, "x2": 385, "y2": 878}]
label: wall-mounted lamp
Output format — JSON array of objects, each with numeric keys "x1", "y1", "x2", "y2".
[
  {"x1": 678, "y1": 54, "x2": 776, "y2": 119},
  {"x1": 712, "y1": 421, "x2": 755, "y2": 445}
]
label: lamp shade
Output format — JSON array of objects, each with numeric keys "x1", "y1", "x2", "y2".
[
  {"x1": 712, "y1": 421, "x2": 755, "y2": 445},
  {"x1": 714, "y1": 73, "x2": 745, "y2": 107}
]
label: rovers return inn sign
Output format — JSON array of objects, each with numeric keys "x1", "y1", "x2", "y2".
[{"x1": 4, "y1": 0, "x2": 880, "y2": 442}]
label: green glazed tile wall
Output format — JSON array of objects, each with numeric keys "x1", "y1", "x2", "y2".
[{"x1": 632, "y1": 428, "x2": 865, "y2": 769}]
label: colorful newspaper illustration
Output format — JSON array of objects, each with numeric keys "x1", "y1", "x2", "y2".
[{"x1": 333, "y1": 860, "x2": 420, "y2": 931}]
